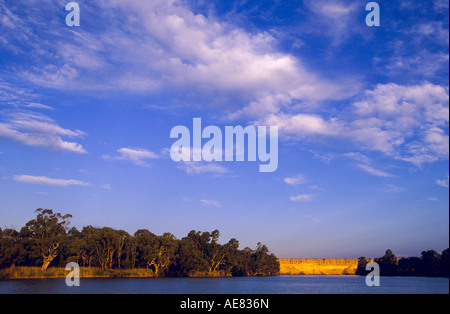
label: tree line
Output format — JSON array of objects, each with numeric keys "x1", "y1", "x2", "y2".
[
  {"x1": 0, "y1": 209, "x2": 280, "y2": 277},
  {"x1": 357, "y1": 249, "x2": 449, "y2": 277}
]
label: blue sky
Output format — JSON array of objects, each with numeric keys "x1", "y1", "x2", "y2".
[{"x1": 0, "y1": 0, "x2": 448, "y2": 258}]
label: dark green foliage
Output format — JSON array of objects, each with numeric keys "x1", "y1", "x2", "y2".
[
  {"x1": 0, "y1": 210, "x2": 280, "y2": 277},
  {"x1": 375, "y1": 249, "x2": 398, "y2": 276},
  {"x1": 357, "y1": 249, "x2": 450, "y2": 278},
  {"x1": 355, "y1": 256, "x2": 370, "y2": 276},
  {"x1": 20, "y1": 209, "x2": 72, "y2": 271}
]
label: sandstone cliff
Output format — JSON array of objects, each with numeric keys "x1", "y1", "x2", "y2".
[{"x1": 278, "y1": 258, "x2": 370, "y2": 275}]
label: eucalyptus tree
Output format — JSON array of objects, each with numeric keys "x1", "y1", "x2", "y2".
[{"x1": 22, "y1": 209, "x2": 72, "y2": 271}]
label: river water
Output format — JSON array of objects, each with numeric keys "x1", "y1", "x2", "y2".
[{"x1": 0, "y1": 275, "x2": 448, "y2": 294}]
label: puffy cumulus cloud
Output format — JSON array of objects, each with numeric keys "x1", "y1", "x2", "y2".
[
  {"x1": 0, "y1": 110, "x2": 87, "y2": 153},
  {"x1": 8, "y1": 0, "x2": 351, "y2": 108},
  {"x1": 130, "y1": 0, "x2": 352, "y2": 105},
  {"x1": 350, "y1": 83, "x2": 449, "y2": 164},
  {"x1": 260, "y1": 113, "x2": 345, "y2": 138},
  {"x1": 255, "y1": 83, "x2": 448, "y2": 166},
  {"x1": 352, "y1": 83, "x2": 449, "y2": 125}
]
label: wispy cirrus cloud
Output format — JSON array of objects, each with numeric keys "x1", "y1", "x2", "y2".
[
  {"x1": 342, "y1": 152, "x2": 371, "y2": 164},
  {"x1": 13, "y1": 174, "x2": 90, "y2": 187},
  {"x1": 357, "y1": 164, "x2": 396, "y2": 178},
  {"x1": 0, "y1": 110, "x2": 87, "y2": 153},
  {"x1": 343, "y1": 152, "x2": 396, "y2": 178},
  {"x1": 23, "y1": 103, "x2": 54, "y2": 110}
]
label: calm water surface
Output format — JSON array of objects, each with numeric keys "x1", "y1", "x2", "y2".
[{"x1": 0, "y1": 275, "x2": 448, "y2": 294}]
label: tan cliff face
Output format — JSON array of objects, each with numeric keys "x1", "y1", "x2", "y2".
[{"x1": 278, "y1": 259, "x2": 372, "y2": 276}]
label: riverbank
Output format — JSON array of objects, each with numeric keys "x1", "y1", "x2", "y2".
[
  {"x1": 2, "y1": 259, "x2": 360, "y2": 279},
  {"x1": 1, "y1": 259, "x2": 364, "y2": 279},
  {"x1": 0, "y1": 266, "x2": 241, "y2": 279},
  {"x1": 0, "y1": 266, "x2": 155, "y2": 279}
]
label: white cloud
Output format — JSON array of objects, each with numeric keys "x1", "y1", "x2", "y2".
[
  {"x1": 290, "y1": 194, "x2": 315, "y2": 202},
  {"x1": 8, "y1": 111, "x2": 86, "y2": 138},
  {"x1": 263, "y1": 83, "x2": 449, "y2": 166},
  {"x1": 259, "y1": 113, "x2": 345, "y2": 138},
  {"x1": 0, "y1": 111, "x2": 87, "y2": 153},
  {"x1": 122, "y1": 0, "x2": 333, "y2": 99},
  {"x1": 13, "y1": 175, "x2": 90, "y2": 187},
  {"x1": 2, "y1": 1, "x2": 448, "y2": 170},
  {"x1": 352, "y1": 83, "x2": 449, "y2": 124},
  {"x1": 284, "y1": 174, "x2": 307, "y2": 186},
  {"x1": 11, "y1": 0, "x2": 352, "y2": 115},
  {"x1": 200, "y1": 199, "x2": 222, "y2": 208},
  {"x1": 104, "y1": 147, "x2": 160, "y2": 167},
  {"x1": 0, "y1": 82, "x2": 84, "y2": 153},
  {"x1": 357, "y1": 164, "x2": 396, "y2": 178},
  {"x1": 343, "y1": 152, "x2": 397, "y2": 179},
  {"x1": 24, "y1": 103, "x2": 54, "y2": 110},
  {"x1": 0, "y1": 80, "x2": 36, "y2": 104},
  {"x1": 436, "y1": 175, "x2": 449, "y2": 188},
  {"x1": 351, "y1": 83, "x2": 449, "y2": 164}
]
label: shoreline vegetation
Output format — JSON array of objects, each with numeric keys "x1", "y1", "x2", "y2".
[
  {"x1": 356, "y1": 249, "x2": 449, "y2": 278},
  {"x1": 1, "y1": 209, "x2": 448, "y2": 280},
  {"x1": 1, "y1": 209, "x2": 280, "y2": 279},
  {"x1": 0, "y1": 266, "x2": 235, "y2": 279},
  {"x1": 2, "y1": 251, "x2": 450, "y2": 280},
  {"x1": 0, "y1": 266, "x2": 155, "y2": 280}
]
